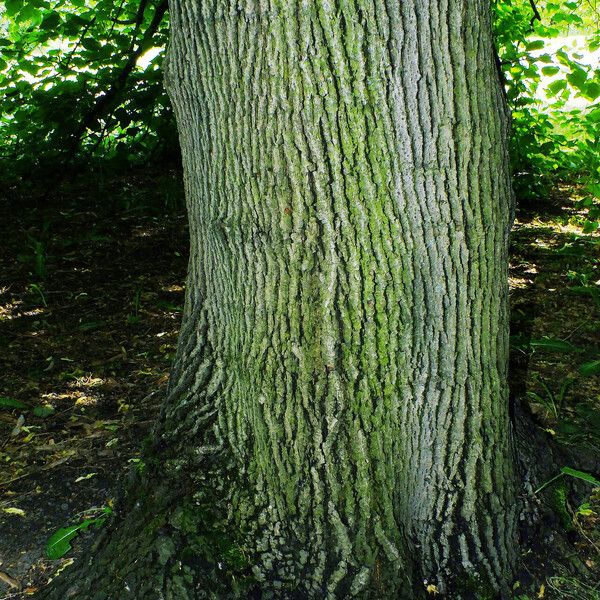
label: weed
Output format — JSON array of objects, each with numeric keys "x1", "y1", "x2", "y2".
[
  {"x1": 126, "y1": 288, "x2": 142, "y2": 325},
  {"x1": 527, "y1": 375, "x2": 575, "y2": 420},
  {"x1": 28, "y1": 283, "x2": 47, "y2": 307}
]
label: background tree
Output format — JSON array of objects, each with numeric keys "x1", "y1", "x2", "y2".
[{"x1": 0, "y1": 0, "x2": 174, "y2": 185}]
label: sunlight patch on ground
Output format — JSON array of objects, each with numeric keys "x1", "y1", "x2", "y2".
[
  {"x1": 40, "y1": 389, "x2": 100, "y2": 407},
  {"x1": 509, "y1": 276, "x2": 535, "y2": 289},
  {"x1": 20, "y1": 308, "x2": 46, "y2": 318},
  {"x1": 41, "y1": 390, "x2": 88, "y2": 402},
  {"x1": 73, "y1": 395, "x2": 98, "y2": 407},
  {"x1": 69, "y1": 375, "x2": 105, "y2": 390},
  {"x1": 516, "y1": 217, "x2": 600, "y2": 238},
  {"x1": 0, "y1": 299, "x2": 24, "y2": 321},
  {"x1": 161, "y1": 284, "x2": 184, "y2": 293},
  {"x1": 531, "y1": 237, "x2": 555, "y2": 250}
]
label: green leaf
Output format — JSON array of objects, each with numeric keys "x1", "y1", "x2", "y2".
[
  {"x1": 561, "y1": 467, "x2": 600, "y2": 487},
  {"x1": 566, "y1": 67, "x2": 588, "y2": 91},
  {"x1": 0, "y1": 396, "x2": 27, "y2": 410},
  {"x1": 556, "y1": 49, "x2": 571, "y2": 66},
  {"x1": 46, "y1": 513, "x2": 110, "y2": 560},
  {"x1": 33, "y1": 404, "x2": 55, "y2": 418},
  {"x1": 40, "y1": 12, "x2": 60, "y2": 30},
  {"x1": 18, "y1": 4, "x2": 43, "y2": 25},
  {"x1": 525, "y1": 40, "x2": 545, "y2": 51},
  {"x1": 81, "y1": 38, "x2": 102, "y2": 52},
  {"x1": 75, "y1": 472, "x2": 97, "y2": 482},
  {"x1": 547, "y1": 79, "x2": 567, "y2": 96},
  {"x1": 529, "y1": 337, "x2": 578, "y2": 353},
  {"x1": 45, "y1": 525, "x2": 81, "y2": 559},
  {"x1": 541, "y1": 66, "x2": 560, "y2": 76},
  {"x1": 584, "y1": 82, "x2": 600, "y2": 101},
  {"x1": 5, "y1": 0, "x2": 23, "y2": 17},
  {"x1": 580, "y1": 360, "x2": 600, "y2": 377}
]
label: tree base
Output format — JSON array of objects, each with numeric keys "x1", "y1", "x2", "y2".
[{"x1": 38, "y1": 398, "x2": 598, "y2": 600}]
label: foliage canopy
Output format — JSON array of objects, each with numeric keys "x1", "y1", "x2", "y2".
[{"x1": 0, "y1": 0, "x2": 598, "y2": 213}]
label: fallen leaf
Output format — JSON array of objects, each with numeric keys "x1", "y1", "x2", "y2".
[
  {"x1": 75, "y1": 472, "x2": 97, "y2": 483},
  {"x1": 0, "y1": 570, "x2": 20, "y2": 589},
  {"x1": 2, "y1": 507, "x2": 26, "y2": 517}
]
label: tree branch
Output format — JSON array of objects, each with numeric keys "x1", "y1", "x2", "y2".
[
  {"x1": 72, "y1": 0, "x2": 161, "y2": 150},
  {"x1": 42, "y1": 0, "x2": 168, "y2": 199},
  {"x1": 59, "y1": 16, "x2": 96, "y2": 72},
  {"x1": 528, "y1": 0, "x2": 542, "y2": 29},
  {"x1": 108, "y1": 0, "x2": 127, "y2": 37}
]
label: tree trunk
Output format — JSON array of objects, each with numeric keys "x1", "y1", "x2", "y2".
[{"x1": 40, "y1": 1, "x2": 518, "y2": 598}]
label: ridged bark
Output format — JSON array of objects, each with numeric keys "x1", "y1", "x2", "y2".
[{"x1": 39, "y1": 1, "x2": 518, "y2": 599}]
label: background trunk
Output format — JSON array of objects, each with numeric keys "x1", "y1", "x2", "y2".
[{"x1": 41, "y1": 1, "x2": 518, "y2": 598}]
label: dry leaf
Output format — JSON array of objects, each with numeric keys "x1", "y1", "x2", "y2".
[
  {"x1": 2, "y1": 507, "x2": 25, "y2": 517},
  {"x1": 0, "y1": 570, "x2": 20, "y2": 589}
]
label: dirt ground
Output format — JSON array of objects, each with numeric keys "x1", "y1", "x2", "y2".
[{"x1": 0, "y1": 173, "x2": 598, "y2": 599}]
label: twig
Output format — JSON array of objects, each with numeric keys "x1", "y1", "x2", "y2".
[
  {"x1": 60, "y1": 16, "x2": 97, "y2": 73},
  {"x1": 0, "y1": 471, "x2": 32, "y2": 488},
  {"x1": 0, "y1": 454, "x2": 74, "y2": 488},
  {"x1": 563, "y1": 316, "x2": 591, "y2": 341},
  {"x1": 108, "y1": 0, "x2": 127, "y2": 37},
  {"x1": 0, "y1": 572, "x2": 19, "y2": 590}
]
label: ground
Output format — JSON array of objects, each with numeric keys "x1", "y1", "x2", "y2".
[{"x1": 0, "y1": 172, "x2": 598, "y2": 599}]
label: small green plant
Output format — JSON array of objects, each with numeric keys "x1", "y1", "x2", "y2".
[
  {"x1": 510, "y1": 335, "x2": 579, "y2": 354},
  {"x1": 575, "y1": 502, "x2": 595, "y2": 518},
  {"x1": 579, "y1": 359, "x2": 600, "y2": 377},
  {"x1": 29, "y1": 237, "x2": 46, "y2": 278},
  {"x1": 128, "y1": 457, "x2": 147, "y2": 474},
  {"x1": 17, "y1": 235, "x2": 48, "y2": 278},
  {"x1": 33, "y1": 404, "x2": 55, "y2": 418},
  {"x1": 527, "y1": 375, "x2": 575, "y2": 420},
  {"x1": 566, "y1": 271, "x2": 600, "y2": 310},
  {"x1": 126, "y1": 288, "x2": 142, "y2": 325},
  {"x1": 27, "y1": 283, "x2": 47, "y2": 307},
  {"x1": 57, "y1": 367, "x2": 85, "y2": 382},
  {"x1": 0, "y1": 396, "x2": 27, "y2": 410}
]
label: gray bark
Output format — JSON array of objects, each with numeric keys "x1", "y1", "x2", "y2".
[{"x1": 39, "y1": 1, "x2": 518, "y2": 598}]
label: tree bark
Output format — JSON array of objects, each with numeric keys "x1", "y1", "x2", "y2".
[{"x1": 40, "y1": 1, "x2": 518, "y2": 598}]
